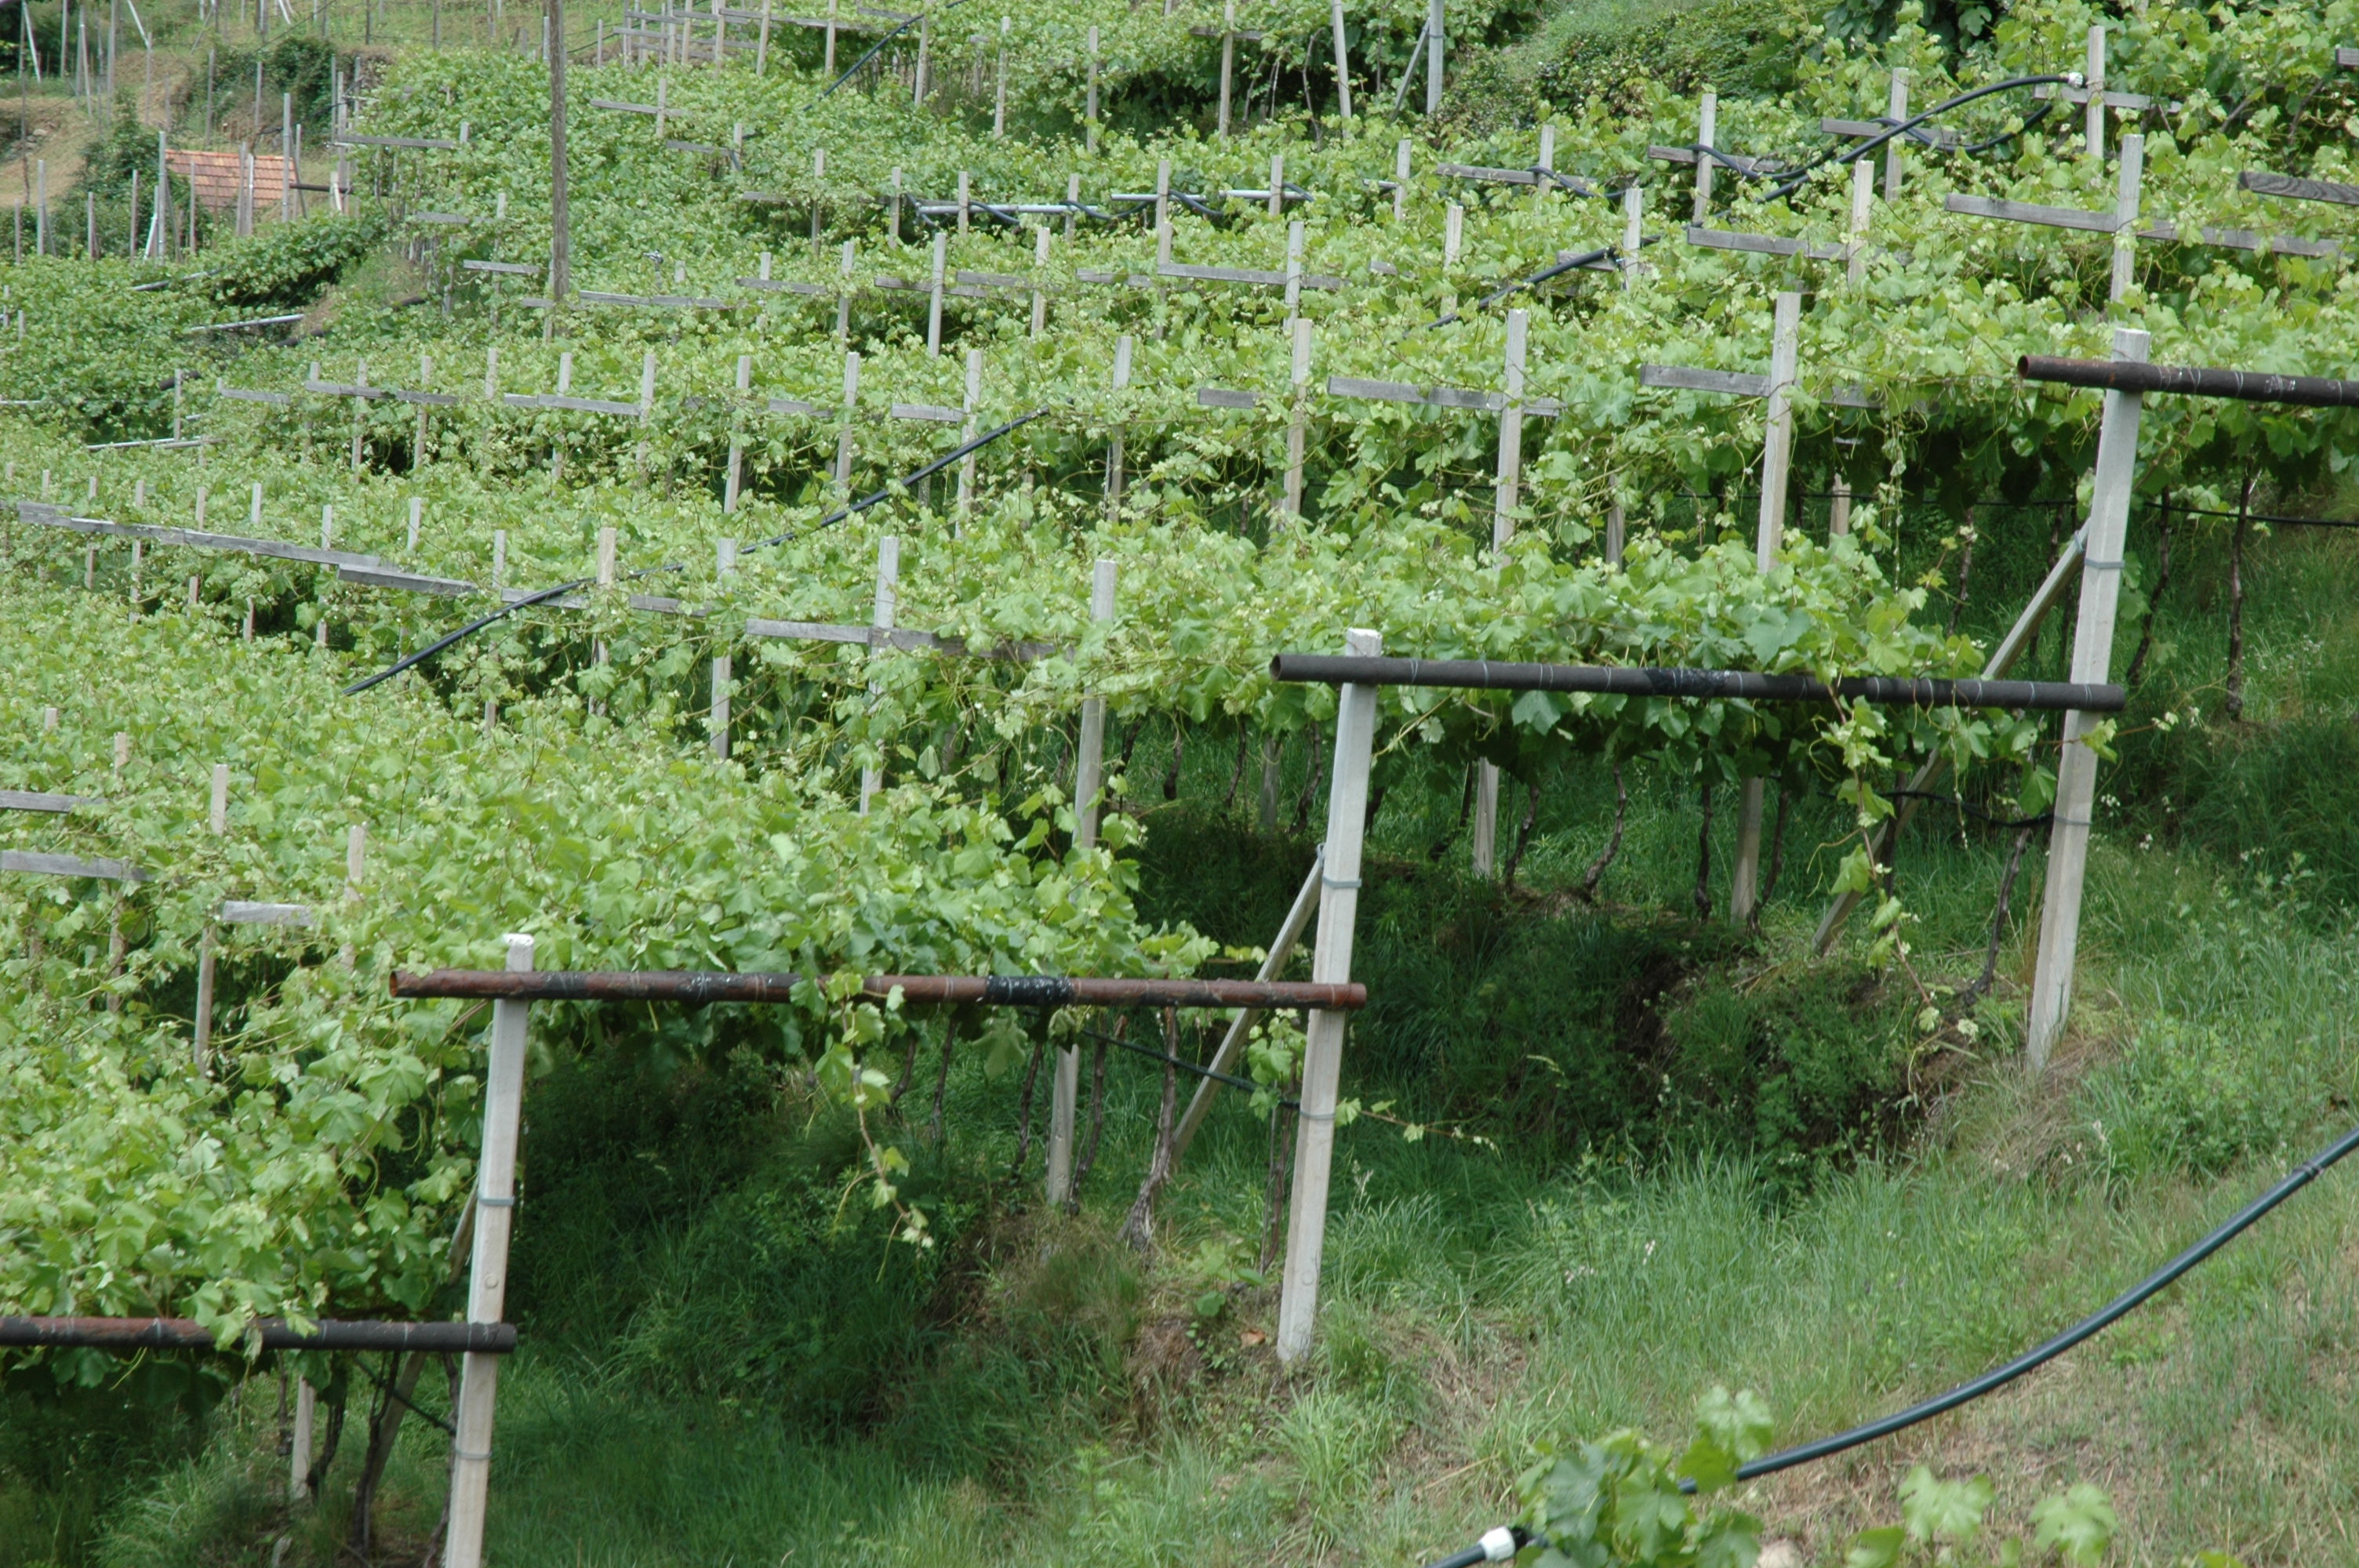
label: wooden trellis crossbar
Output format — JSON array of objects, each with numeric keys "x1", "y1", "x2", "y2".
[
  {"x1": 0, "y1": 789, "x2": 96, "y2": 812},
  {"x1": 2236, "y1": 170, "x2": 2359, "y2": 208},
  {"x1": 391, "y1": 971, "x2": 1366, "y2": 1008},
  {"x1": 1, "y1": 850, "x2": 148, "y2": 881},
  {"x1": 1267, "y1": 655, "x2": 2125, "y2": 712},
  {"x1": 0, "y1": 1317, "x2": 518, "y2": 1352},
  {"x1": 1639, "y1": 363, "x2": 1881, "y2": 409}
]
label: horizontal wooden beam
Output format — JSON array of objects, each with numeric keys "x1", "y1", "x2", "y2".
[
  {"x1": 2, "y1": 850, "x2": 147, "y2": 882},
  {"x1": 1945, "y1": 192, "x2": 2116, "y2": 234},
  {"x1": 220, "y1": 900, "x2": 314, "y2": 927},
  {"x1": 1327, "y1": 376, "x2": 1562, "y2": 416},
  {"x1": 576, "y1": 291, "x2": 743, "y2": 310},
  {"x1": 1197, "y1": 387, "x2": 1260, "y2": 409},
  {"x1": 1685, "y1": 224, "x2": 1845, "y2": 261},
  {"x1": 461, "y1": 259, "x2": 541, "y2": 277},
  {"x1": 0, "y1": 789, "x2": 93, "y2": 813},
  {"x1": 16, "y1": 501, "x2": 387, "y2": 572},
  {"x1": 330, "y1": 132, "x2": 463, "y2": 150},
  {"x1": 1157, "y1": 261, "x2": 1345, "y2": 290},
  {"x1": 2238, "y1": 169, "x2": 2359, "y2": 208},
  {"x1": 1820, "y1": 117, "x2": 1959, "y2": 149}
]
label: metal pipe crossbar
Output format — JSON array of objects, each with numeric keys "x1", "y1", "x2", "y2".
[
  {"x1": 0, "y1": 1316, "x2": 518, "y2": 1352},
  {"x1": 1269, "y1": 655, "x2": 2125, "y2": 713},
  {"x1": 391, "y1": 971, "x2": 1366, "y2": 1008},
  {"x1": 2019, "y1": 355, "x2": 2359, "y2": 408}
]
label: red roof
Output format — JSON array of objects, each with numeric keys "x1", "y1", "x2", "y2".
[{"x1": 164, "y1": 150, "x2": 293, "y2": 213}]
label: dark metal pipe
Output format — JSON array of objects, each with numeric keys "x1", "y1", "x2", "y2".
[
  {"x1": 1268, "y1": 656, "x2": 2125, "y2": 713},
  {"x1": 2019, "y1": 356, "x2": 2359, "y2": 408},
  {"x1": 0, "y1": 1316, "x2": 518, "y2": 1353},
  {"x1": 389, "y1": 971, "x2": 1368, "y2": 1010}
]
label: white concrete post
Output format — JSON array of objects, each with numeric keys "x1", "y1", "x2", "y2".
[
  {"x1": 1847, "y1": 158, "x2": 1873, "y2": 285},
  {"x1": 2026, "y1": 328, "x2": 2147, "y2": 1069},
  {"x1": 1623, "y1": 183, "x2": 1643, "y2": 288},
  {"x1": 442, "y1": 932, "x2": 534, "y2": 1568},
  {"x1": 2085, "y1": 25, "x2": 2106, "y2": 161},
  {"x1": 1283, "y1": 318, "x2": 1311, "y2": 521},
  {"x1": 957, "y1": 349, "x2": 983, "y2": 516},
  {"x1": 725, "y1": 354, "x2": 751, "y2": 513},
  {"x1": 1329, "y1": 0, "x2": 1350, "y2": 121},
  {"x1": 1047, "y1": 558, "x2": 1119, "y2": 1206},
  {"x1": 1274, "y1": 627, "x2": 1383, "y2": 1364},
  {"x1": 1423, "y1": 0, "x2": 1441, "y2": 115}
]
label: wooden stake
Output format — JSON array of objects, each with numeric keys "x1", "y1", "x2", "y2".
[
  {"x1": 926, "y1": 230, "x2": 946, "y2": 355},
  {"x1": 1729, "y1": 290, "x2": 1800, "y2": 927},
  {"x1": 1692, "y1": 89, "x2": 1717, "y2": 223},
  {"x1": 1423, "y1": 0, "x2": 1441, "y2": 114},
  {"x1": 1030, "y1": 225, "x2": 1051, "y2": 338},
  {"x1": 1329, "y1": 0, "x2": 1350, "y2": 121},
  {"x1": 1047, "y1": 556, "x2": 1116, "y2": 1207},
  {"x1": 1217, "y1": 0, "x2": 1237, "y2": 136},
  {"x1": 1268, "y1": 152, "x2": 1285, "y2": 219},
  {"x1": 194, "y1": 761, "x2": 228, "y2": 1071},
  {"x1": 2026, "y1": 328, "x2": 2147, "y2": 1069},
  {"x1": 1492, "y1": 307, "x2": 1528, "y2": 544},
  {"x1": 2085, "y1": 25, "x2": 2105, "y2": 160},
  {"x1": 1085, "y1": 26, "x2": 1100, "y2": 151},
  {"x1": 1829, "y1": 475, "x2": 1851, "y2": 536},
  {"x1": 1282, "y1": 317, "x2": 1310, "y2": 522},
  {"x1": 442, "y1": 932, "x2": 534, "y2": 1568},
  {"x1": 858, "y1": 536, "x2": 898, "y2": 815},
  {"x1": 290, "y1": 1379, "x2": 315, "y2": 1498},
  {"x1": 711, "y1": 538, "x2": 735, "y2": 758},
  {"x1": 1394, "y1": 139, "x2": 1410, "y2": 221},
  {"x1": 993, "y1": 16, "x2": 1007, "y2": 138},
  {"x1": 1622, "y1": 182, "x2": 1644, "y2": 287},
  {"x1": 835, "y1": 350, "x2": 859, "y2": 488},
  {"x1": 957, "y1": 349, "x2": 983, "y2": 516},
  {"x1": 2110, "y1": 133, "x2": 2143, "y2": 303},
  {"x1": 1105, "y1": 336, "x2": 1132, "y2": 513},
  {"x1": 1847, "y1": 157, "x2": 1872, "y2": 285},
  {"x1": 725, "y1": 354, "x2": 751, "y2": 512},
  {"x1": 1883, "y1": 70, "x2": 1907, "y2": 199},
  {"x1": 1274, "y1": 627, "x2": 1381, "y2": 1365}
]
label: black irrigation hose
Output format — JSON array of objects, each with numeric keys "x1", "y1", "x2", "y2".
[
  {"x1": 1419, "y1": 235, "x2": 1659, "y2": 330},
  {"x1": 1754, "y1": 74, "x2": 2075, "y2": 205},
  {"x1": 1426, "y1": 1115, "x2": 2359, "y2": 1566},
  {"x1": 343, "y1": 408, "x2": 1055, "y2": 695},
  {"x1": 820, "y1": 0, "x2": 968, "y2": 100}
]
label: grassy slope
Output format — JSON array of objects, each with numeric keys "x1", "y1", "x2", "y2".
[{"x1": 31, "y1": 518, "x2": 2358, "y2": 1568}]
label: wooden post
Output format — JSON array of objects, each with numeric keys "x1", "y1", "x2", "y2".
[
  {"x1": 1030, "y1": 225, "x2": 1051, "y2": 338},
  {"x1": 993, "y1": 16, "x2": 1007, "y2": 138},
  {"x1": 1049, "y1": 557, "x2": 1118, "y2": 1206},
  {"x1": 1729, "y1": 290, "x2": 1800, "y2": 927},
  {"x1": 926, "y1": 230, "x2": 946, "y2": 356},
  {"x1": 821, "y1": 0, "x2": 834, "y2": 74},
  {"x1": 755, "y1": 0, "x2": 769, "y2": 74},
  {"x1": 1605, "y1": 494, "x2": 1626, "y2": 564},
  {"x1": 859, "y1": 536, "x2": 898, "y2": 815},
  {"x1": 711, "y1": 538, "x2": 735, "y2": 759},
  {"x1": 1829, "y1": 475, "x2": 1851, "y2": 536},
  {"x1": 2110, "y1": 132, "x2": 2143, "y2": 303},
  {"x1": 1274, "y1": 626, "x2": 1381, "y2": 1365},
  {"x1": 279, "y1": 93, "x2": 292, "y2": 221},
  {"x1": 2084, "y1": 24, "x2": 2105, "y2": 160},
  {"x1": 653, "y1": 74, "x2": 666, "y2": 140},
  {"x1": 1105, "y1": 335, "x2": 1132, "y2": 514},
  {"x1": 837, "y1": 241, "x2": 855, "y2": 342},
  {"x1": 415, "y1": 355, "x2": 434, "y2": 467},
  {"x1": 1283, "y1": 217, "x2": 1304, "y2": 321},
  {"x1": 1268, "y1": 152, "x2": 1285, "y2": 219},
  {"x1": 957, "y1": 349, "x2": 983, "y2": 516},
  {"x1": 1282, "y1": 317, "x2": 1310, "y2": 522},
  {"x1": 836, "y1": 351, "x2": 859, "y2": 490},
  {"x1": 725, "y1": 354, "x2": 751, "y2": 512},
  {"x1": 1622, "y1": 182, "x2": 1644, "y2": 288},
  {"x1": 1692, "y1": 89, "x2": 1716, "y2": 223},
  {"x1": 1217, "y1": 0, "x2": 1237, "y2": 136},
  {"x1": 289, "y1": 1379, "x2": 316, "y2": 1498},
  {"x1": 1085, "y1": 25, "x2": 1100, "y2": 151},
  {"x1": 889, "y1": 168, "x2": 902, "y2": 241},
  {"x1": 2026, "y1": 327, "x2": 2146, "y2": 1070},
  {"x1": 1847, "y1": 158, "x2": 1872, "y2": 285},
  {"x1": 441, "y1": 932, "x2": 534, "y2": 1568},
  {"x1": 407, "y1": 497, "x2": 423, "y2": 553},
  {"x1": 1492, "y1": 307, "x2": 1528, "y2": 543},
  {"x1": 548, "y1": 0, "x2": 570, "y2": 303},
  {"x1": 1883, "y1": 70, "x2": 1907, "y2": 199},
  {"x1": 1393, "y1": 139, "x2": 1409, "y2": 221},
  {"x1": 1535, "y1": 123, "x2": 1555, "y2": 206},
  {"x1": 912, "y1": 10, "x2": 928, "y2": 103},
  {"x1": 1329, "y1": 0, "x2": 1350, "y2": 121},
  {"x1": 194, "y1": 762, "x2": 227, "y2": 1072},
  {"x1": 1423, "y1": 0, "x2": 1441, "y2": 114}
]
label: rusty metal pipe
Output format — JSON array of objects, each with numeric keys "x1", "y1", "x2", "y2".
[
  {"x1": 2019, "y1": 356, "x2": 2359, "y2": 408},
  {"x1": 389, "y1": 971, "x2": 1367, "y2": 1010},
  {"x1": 0, "y1": 1317, "x2": 518, "y2": 1353},
  {"x1": 1269, "y1": 655, "x2": 2125, "y2": 713}
]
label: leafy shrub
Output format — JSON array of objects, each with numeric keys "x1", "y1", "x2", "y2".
[
  {"x1": 2081, "y1": 1018, "x2": 2312, "y2": 1179},
  {"x1": 207, "y1": 211, "x2": 387, "y2": 309}
]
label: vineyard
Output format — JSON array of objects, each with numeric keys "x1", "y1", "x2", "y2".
[{"x1": 6, "y1": 0, "x2": 2359, "y2": 1560}]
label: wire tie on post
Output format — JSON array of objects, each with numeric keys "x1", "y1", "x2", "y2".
[{"x1": 476, "y1": 1195, "x2": 518, "y2": 1208}]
